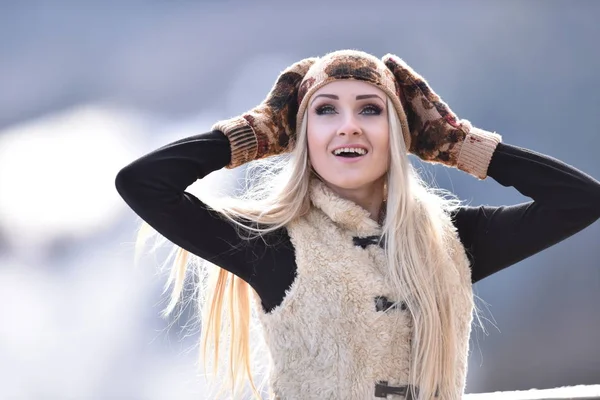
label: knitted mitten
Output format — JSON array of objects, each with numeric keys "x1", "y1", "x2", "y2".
[
  {"x1": 383, "y1": 54, "x2": 502, "y2": 179},
  {"x1": 212, "y1": 57, "x2": 317, "y2": 169}
]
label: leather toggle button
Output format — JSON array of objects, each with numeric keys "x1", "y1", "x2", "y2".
[
  {"x1": 352, "y1": 235, "x2": 385, "y2": 249},
  {"x1": 374, "y1": 381, "x2": 416, "y2": 399},
  {"x1": 374, "y1": 296, "x2": 408, "y2": 312}
]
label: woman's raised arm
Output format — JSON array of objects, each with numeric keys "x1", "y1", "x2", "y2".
[
  {"x1": 452, "y1": 142, "x2": 600, "y2": 283},
  {"x1": 115, "y1": 130, "x2": 259, "y2": 284}
]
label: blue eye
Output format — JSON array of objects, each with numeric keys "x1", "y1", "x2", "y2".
[
  {"x1": 315, "y1": 105, "x2": 337, "y2": 115},
  {"x1": 361, "y1": 104, "x2": 383, "y2": 115}
]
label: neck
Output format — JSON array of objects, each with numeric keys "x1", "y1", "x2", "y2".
[{"x1": 325, "y1": 178, "x2": 386, "y2": 223}]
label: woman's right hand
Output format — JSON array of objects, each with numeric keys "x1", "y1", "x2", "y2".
[{"x1": 212, "y1": 57, "x2": 316, "y2": 169}]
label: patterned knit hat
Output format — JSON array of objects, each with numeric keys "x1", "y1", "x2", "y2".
[
  {"x1": 213, "y1": 49, "x2": 501, "y2": 179},
  {"x1": 294, "y1": 50, "x2": 412, "y2": 151}
]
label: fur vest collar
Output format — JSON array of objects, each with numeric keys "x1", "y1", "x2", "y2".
[{"x1": 255, "y1": 178, "x2": 473, "y2": 399}]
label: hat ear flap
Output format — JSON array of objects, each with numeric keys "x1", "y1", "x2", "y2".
[{"x1": 212, "y1": 57, "x2": 317, "y2": 169}]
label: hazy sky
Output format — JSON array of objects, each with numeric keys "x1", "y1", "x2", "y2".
[{"x1": 1, "y1": 1, "x2": 599, "y2": 397}]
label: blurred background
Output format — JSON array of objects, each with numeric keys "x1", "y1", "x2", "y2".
[{"x1": 1, "y1": 0, "x2": 599, "y2": 398}]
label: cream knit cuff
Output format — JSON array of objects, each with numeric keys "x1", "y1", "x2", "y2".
[
  {"x1": 212, "y1": 117, "x2": 258, "y2": 169},
  {"x1": 456, "y1": 127, "x2": 502, "y2": 180}
]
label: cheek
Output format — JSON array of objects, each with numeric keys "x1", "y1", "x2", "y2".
[
  {"x1": 371, "y1": 122, "x2": 390, "y2": 155},
  {"x1": 307, "y1": 122, "x2": 330, "y2": 159},
  {"x1": 379, "y1": 134, "x2": 390, "y2": 156}
]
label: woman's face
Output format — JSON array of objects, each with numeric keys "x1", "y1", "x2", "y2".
[{"x1": 307, "y1": 80, "x2": 390, "y2": 191}]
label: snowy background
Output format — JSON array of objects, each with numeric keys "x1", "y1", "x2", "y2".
[{"x1": 1, "y1": 1, "x2": 599, "y2": 398}]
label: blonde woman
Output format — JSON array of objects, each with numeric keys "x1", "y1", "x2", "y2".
[{"x1": 115, "y1": 50, "x2": 600, "y2": 400}]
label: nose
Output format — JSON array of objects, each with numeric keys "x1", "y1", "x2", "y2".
[{"x1": 336, "y1": 114, "x2": 362, "y2": 136}]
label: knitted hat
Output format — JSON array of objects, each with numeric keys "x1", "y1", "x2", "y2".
[
  {"x1": 213, "y1": 49, "x2": 501, "y2": 179},
  {"x1": 294, "y1": 50, "x2": 412, "y2": 150}
]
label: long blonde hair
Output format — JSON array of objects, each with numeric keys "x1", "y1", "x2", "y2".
[{"x1": 136, "y1": 96, "x2": 476, "y2": 399}]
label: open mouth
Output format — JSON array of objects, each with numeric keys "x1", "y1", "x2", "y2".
[{"x1": 332, "y1": 148, "x2": 369, "y2": 158}]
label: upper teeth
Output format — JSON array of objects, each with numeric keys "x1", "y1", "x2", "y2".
[{"x1": 333, "y1": 147, "x2": 367, "y2": 155}]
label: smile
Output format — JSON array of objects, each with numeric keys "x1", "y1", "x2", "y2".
[
  {"x1": 331, "y1": 147, "x2": 369, "y2": 157},
  {"x1": 331, "y1": 149, "x2": 368, "y2": 163}
]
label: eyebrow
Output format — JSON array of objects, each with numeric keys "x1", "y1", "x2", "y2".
[
  {"x1": 310, "y1": 93, "x2": 384, "y2": 105},
  {"x1": 356, "y1": 94, "x2": 383, "y2": 101}
]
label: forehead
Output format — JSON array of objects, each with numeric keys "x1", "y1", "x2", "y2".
[{"x1": 311, "y1": 80, "x2": 385, "y2": 98}]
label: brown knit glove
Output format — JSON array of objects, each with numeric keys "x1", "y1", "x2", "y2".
[
  {"x1": 383, "y1": 54, "x2": 502, "y2": 179},
  {"x1": 212, "y1": 57, "x2": 317, "y2": 169}
]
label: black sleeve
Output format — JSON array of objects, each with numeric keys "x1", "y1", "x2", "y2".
[
  {"x1": 115, "y1": 130, "x2": 261, "y2": 286},
  {"x1": 452, "y1": 142, "x2": 600, "y2": 284}
]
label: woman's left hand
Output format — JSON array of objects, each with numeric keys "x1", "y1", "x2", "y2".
[{"x1": 383, "y1": 54, "x2": 501, "y2": 179}]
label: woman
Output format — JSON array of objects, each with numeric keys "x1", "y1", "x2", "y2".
[{"x1": 115, "y1": 50, "x2": 600, "y2": 400}]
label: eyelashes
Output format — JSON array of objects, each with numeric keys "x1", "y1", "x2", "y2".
[
  {"x1": 314, "y1": 104, "x2": 383, "y2": 116},
  {"x1": 314, "y1": 105, "x2": 336, "y2": 115}
]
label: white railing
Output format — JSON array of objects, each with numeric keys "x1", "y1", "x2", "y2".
[{"x1": 465, "y1": 385, "x2": 600, "y2": 400}]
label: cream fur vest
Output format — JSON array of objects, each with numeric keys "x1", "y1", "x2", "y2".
[{"x1": 254, "y1": 179, "x2": 474, "y2": 400}]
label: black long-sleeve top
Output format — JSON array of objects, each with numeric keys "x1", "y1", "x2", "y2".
[{"x1": 115, "y1": 130, "x2": 600, "y2": 313}]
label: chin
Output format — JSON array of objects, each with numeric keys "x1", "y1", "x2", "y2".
[{"x1": 321, "y1": 175, "x2": 379, "y2": 190}]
